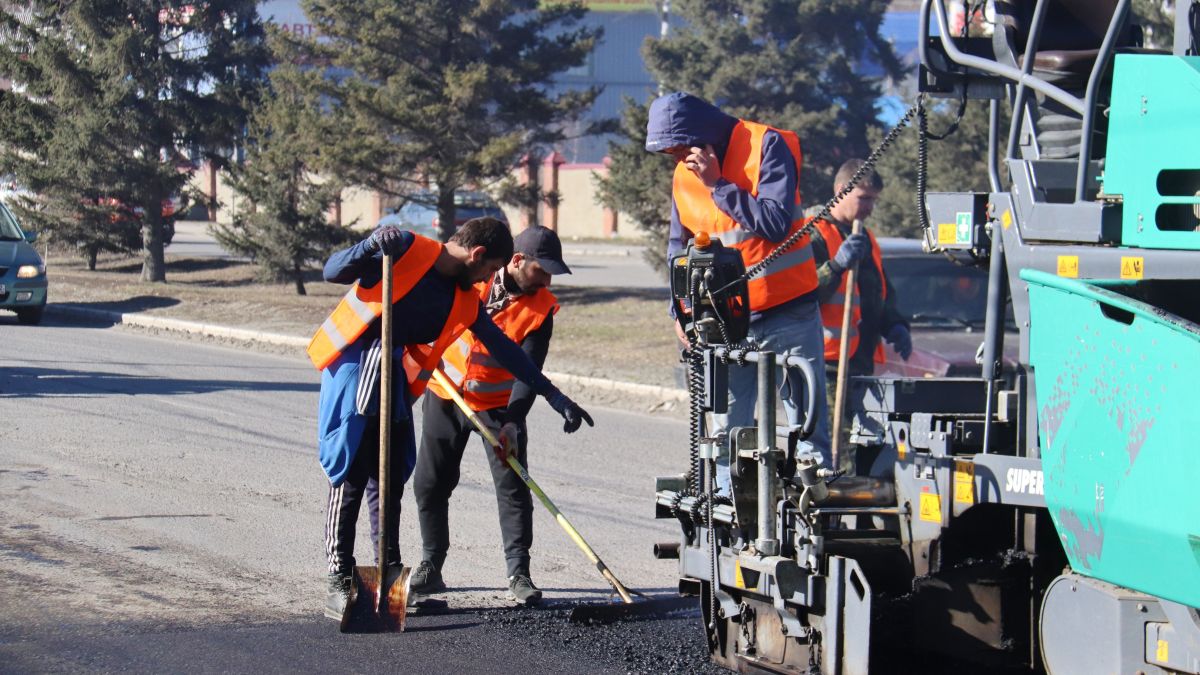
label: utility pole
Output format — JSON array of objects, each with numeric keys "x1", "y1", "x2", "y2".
[{"x1": 657, "y1": 0, "x2": 670, "y2": 95}]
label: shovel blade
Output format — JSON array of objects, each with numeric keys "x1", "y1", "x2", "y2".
[{"x1": 341, "y1": 564, "x2": 411, "y2": 633}]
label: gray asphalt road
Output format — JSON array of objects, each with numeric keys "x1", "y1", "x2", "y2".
[
  {"x1": 169, "y1": 221, "x2": 668, "y2": 290},
  {"x1": 0, "y1": 314, "x2": 711, "y2": 673}
]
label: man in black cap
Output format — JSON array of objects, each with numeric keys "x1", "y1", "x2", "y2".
[{"x1": 410, "y1": 225, "x2": 575, "y2": 606}]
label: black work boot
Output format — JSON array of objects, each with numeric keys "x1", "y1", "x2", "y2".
[
  {"x1": 409, "y1": 560, "x2": 446, "y2": 594},
  {"x1": 324, "y1": 572, "x2": 354, "y2": 624},
  {"x1": 508, "y1": 573, "x2": 542, "y2": 607}
]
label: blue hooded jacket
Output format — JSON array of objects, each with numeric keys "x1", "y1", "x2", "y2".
[
  {"x1": 646, "y1": 92, "x2": 810, "y2": 317},
  {"x1": 645, "y1": 92, "x2": 739, "y2": 156}
]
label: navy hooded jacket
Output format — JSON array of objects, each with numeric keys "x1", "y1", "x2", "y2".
[{"x1": 646, "y1": 92, "x2": 813, "y2": 316}]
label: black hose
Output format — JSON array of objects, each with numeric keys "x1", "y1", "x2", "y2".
[
  {"x1": 686, "y1": 347, "x2": 704, "y2": 495},
  {"x1": 917, "y1": 98, "x2": 933, "y2": 249},
  {"x1": 732, "y1": 97, "x2": 923, "y2": 290}
]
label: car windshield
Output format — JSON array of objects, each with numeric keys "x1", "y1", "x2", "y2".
[
  {"x1": 391, "y1": 192, "x2": 505, "y2": 224},
  {"x1": 0, "y1": 203, "x2": 24, "y2": 241},
  {"x1": 885, "y1": 254, "x2": 1014, "y2": 329}
]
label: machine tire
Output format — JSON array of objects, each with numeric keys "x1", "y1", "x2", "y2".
[{"x1": 15, "y1": 305, "x2": 43, "y2": 325}]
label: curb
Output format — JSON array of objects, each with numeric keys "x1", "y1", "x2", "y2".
[
  {"x1": 47, "y1": 303, "x2": 689, "y2": 403},
  {"x1": 561, "y1": 246, "x2": 640, "y2": 258}
]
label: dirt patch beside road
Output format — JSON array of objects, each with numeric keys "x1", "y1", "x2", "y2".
[{"x1": 44, "y1": 253, "x2": 684, "y2": 396}]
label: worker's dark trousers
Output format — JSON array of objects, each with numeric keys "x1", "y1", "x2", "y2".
[
  {"x1": 324, "y1": 414, "x2": 412, "y2": 576},
  {"x1": 412, "y1": 394, "x2": 533, "y2": 578}
]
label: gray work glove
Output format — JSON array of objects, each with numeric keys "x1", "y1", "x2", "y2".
[
  {"x1": 365, "y1": 225, "x2": 406, "y2": 257},
  {"x1": 547, "y1": 391, "x2": 594, "y2": 434},
  {"x1": 829, "y1": 232, "x2": 869, "y2": 273}
]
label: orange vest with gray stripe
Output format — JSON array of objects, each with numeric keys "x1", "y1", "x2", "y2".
[
  {"x1": 672, "y1": 120, "x2": 818, "y2": 312},
  {"x1": 426, "y1": 282, "x2": 558, "y2": 411},
  {"x1": 306, "y1": 235, "x2": 480, "y2": 398},
  {"x1": 813, "y1": 218, "x2": 886, "y2": 364}
]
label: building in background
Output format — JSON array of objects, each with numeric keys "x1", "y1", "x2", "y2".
[{"x1": 196, "y1": 1, "x2": 924, "y2": 240}]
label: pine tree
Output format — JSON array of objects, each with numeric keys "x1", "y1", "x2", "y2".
[
  {"x1": 213, "y1": 56, "x2": 352, "y2": 295},
  {"x1": 1133, "y1": 0, "x2": 1174, "y2": 49},
  {"x1": 0, "y1": 1, "x2": 267, "y2": 282},
  {"x1": 599, "y1": 0, "x2": 899, "y2": 270},
  {"x1": 595, "y1": 98, "x2": 674, "y2": 274},
  {"x1": 289, "y1": 0, "x2": 607, "y2": 241}
]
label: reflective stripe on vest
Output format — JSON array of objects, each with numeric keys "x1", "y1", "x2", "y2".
[
  {"x1": 307, "y1": 236, "x2": 443, "y2": 370},
  {"x1": 672, "y1": 120, "x2": 818, "y2": 312},
  {"x1": 465, "y1": 378, "x2": 516, "y2": 394},
  {"x1": 426, "y1": 283, "x2": 559, "y2": 411},
  {"x1": 814, "y1": 219, "x2": 887, "y2": 364}
]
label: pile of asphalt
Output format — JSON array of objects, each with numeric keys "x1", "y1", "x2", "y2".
[{"x1": 485, "y1": 604, "x2": 726, "y2": 674}]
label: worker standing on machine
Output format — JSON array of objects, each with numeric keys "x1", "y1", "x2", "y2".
[
  {"x1": 411, "y1": 225, "x2": 576, "y2": 607},
  {"x1": 808, "y1": 159, "x2": 911, "y2": 464},
  {"x1": 308, "y1": 217, "x2": 593, "y2": 622},
  {"x1": 645, "y1": 91, "x2": 831, "y2": 482}
]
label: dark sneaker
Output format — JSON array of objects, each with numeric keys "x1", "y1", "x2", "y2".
[
  {"x1": 409, "y1": 560, "x2": 446, "y2": 594},
  {"x1": 508, "y1": 574, "x2": 542, "y2": 606},
  {"x1": 324, "y1": 572, "x2": 353, "y2": 623}
]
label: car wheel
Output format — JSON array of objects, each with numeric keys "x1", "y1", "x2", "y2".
[{"x1": 15, "y1": 306, "x2": 43, "y2": 325}]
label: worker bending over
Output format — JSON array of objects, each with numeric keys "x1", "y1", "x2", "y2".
[
  {"x1": 308, "y1": 218, "x2": 592, "y2": 621},
  {"x1": 410, "y1": 225, "x2": 576, "y2": 606}
]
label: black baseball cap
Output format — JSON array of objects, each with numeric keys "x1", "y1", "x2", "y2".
[{"x1": 514, "y1": 225, "x2": 571, "y2": 275}]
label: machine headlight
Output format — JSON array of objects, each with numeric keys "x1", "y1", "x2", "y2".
[{"x1": 16, "y1": 264, "x2": 44, "y2": 278}]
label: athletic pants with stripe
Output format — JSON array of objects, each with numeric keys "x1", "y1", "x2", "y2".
[
  {"x1": 412, "y1": 394, "x2": 533, "y2": 578},
  {"x1": 324, "y1": 414, "x2": 414, "y2": 576}
]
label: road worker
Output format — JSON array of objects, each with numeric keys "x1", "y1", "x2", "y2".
[
  {"x1": 411, "y1": 225, "x2": 573, "y2": 606},
  {"x1": 645, "y1": 91, "x2": 831, "y2": 480},
  {"x1": 308, "y1": 217, "x2": 593, "y2": 621},
  {"x1": 808, "y1": 159, "x2": 911, "y2": 462}
]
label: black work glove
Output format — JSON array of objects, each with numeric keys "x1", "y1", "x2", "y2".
[
  {"x1": 365, "y1": 225, "x2": 406, "y2": 257},
  {"x1": 547, "y1": 391, "x2": 594, "y2": 434},
  {"x1": 830, "y1": 232, "x2": 869, "y2": 273}
]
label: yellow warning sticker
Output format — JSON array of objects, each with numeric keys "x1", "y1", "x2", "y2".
[
  {"x1": 1056, "y1": 255, "x2": 1079, "y2": 278},
  {"x1": 919, "y1": 491, "x2": 942, "y2": 523},
  {"x1": 734, "y1": 562, "x2": 745, "y2": 589},
  {"x1": 953, "y1": 461, "x2": 975, "y2": 504},
  {"x1": 1001, "y1": 209, "x2": 1013, "y2": 230},
  {"x1": 1157, "y1": 639, "x2": 1169, "y2": 663},
  {"x1": 937, "y1": 223, "x2": 958, "y2": 245},
  {"x1": 1120, "y1": 256, "x2": 1144, "y2": 280}
]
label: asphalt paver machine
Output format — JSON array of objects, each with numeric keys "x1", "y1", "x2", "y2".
[{"x1": 654, "y1": 1, "x2": 1200, "y2": 672}]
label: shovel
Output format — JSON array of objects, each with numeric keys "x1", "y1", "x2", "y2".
[
  {"x1": 830, "y1": 219, "x2": 863, "y2": 472},
  {"x1": 428, "y1": 370, "x2": 649, "y2": 610},
  {"x1": 341, "y1": 252, "x2": 411, "y2": 632}
]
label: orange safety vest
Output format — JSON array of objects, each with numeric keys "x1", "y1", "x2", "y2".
[
  {"x1": 672, "y1": 120, "x2": 818, "y2": 312},
  {"x1": 426, "y1": 281, "x2": 559, "y2": 412},
  {"x1": 306, "y1": 235, "x2": 480, "y2": 398},
  {"x1": 813, "y1": 218, "x2": 887, "y2": 364}
]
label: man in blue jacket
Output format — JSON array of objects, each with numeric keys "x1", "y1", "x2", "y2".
[
  {"x1": 645, "y1": 92, "x2": 831, "y2": 487},
  {"x1": 315, "y1": 217, "x2": 593, "y2": 621}
]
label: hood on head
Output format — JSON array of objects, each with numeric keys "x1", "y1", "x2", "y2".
[{"x1": 645, "y1": 92, "x2": 738, "y2": 154}]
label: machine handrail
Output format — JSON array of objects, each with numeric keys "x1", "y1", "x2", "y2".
[
  {"x1": 919, "y1": 0, "x2": 1132, "y2": 204},
  {"x1": 1074, "y1": 0, "x2": 1131, "y2": 202},
  {"x1": 1006, "y1": 0, "x2": 1054, "y2": 160},
  {"x1": 919, "y1": 0, "x2": 1086, "y2": 115}
]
